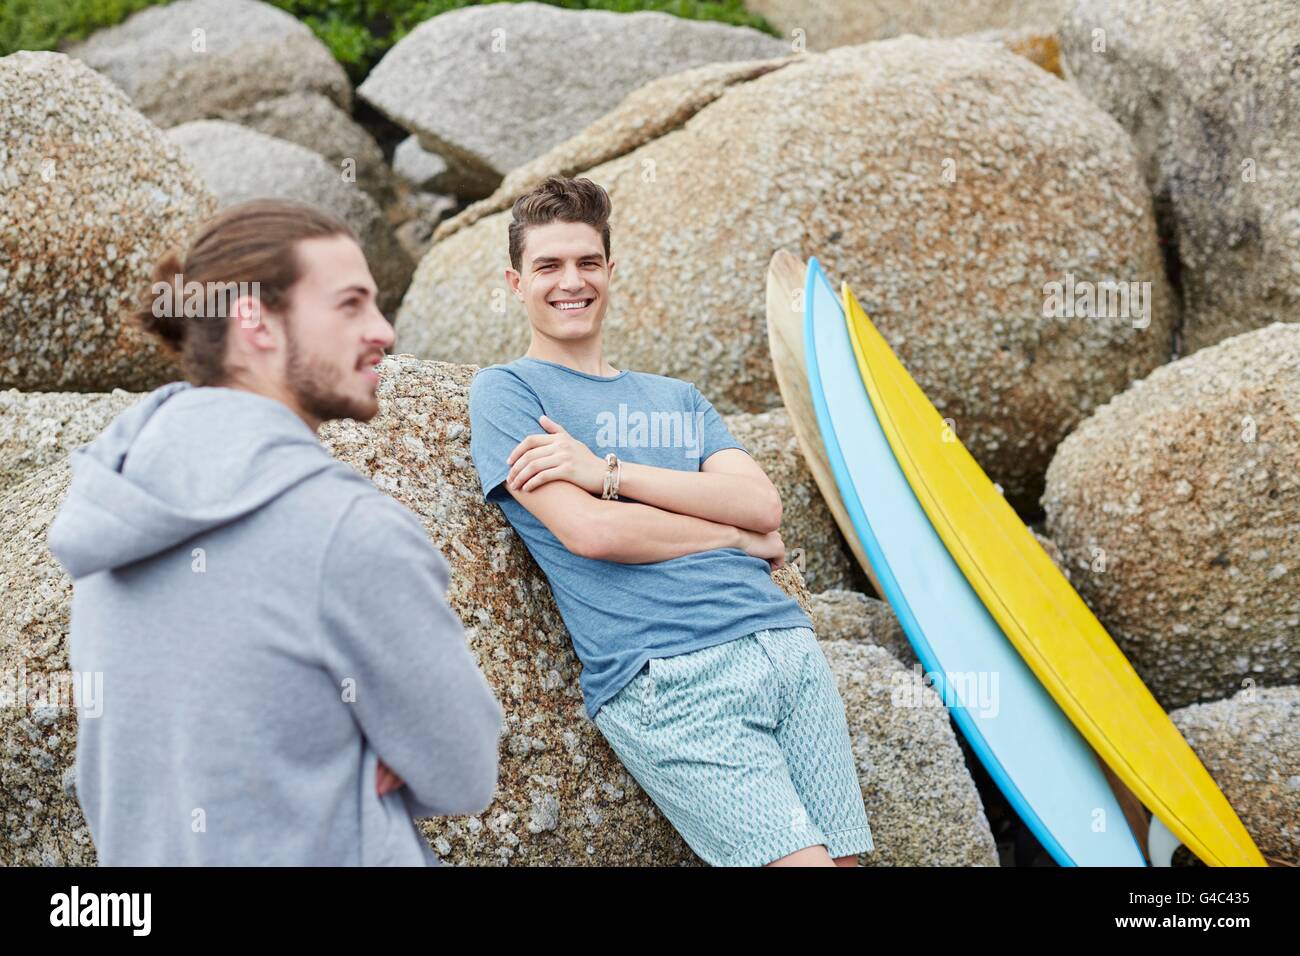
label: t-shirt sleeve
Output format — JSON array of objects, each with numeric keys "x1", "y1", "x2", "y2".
[
  {"x1": 469, "y1": 368, "x2": 546, "y2": 503},
  {"x1": 691, "y1": 383, "x2": 748, "y2": 466}
]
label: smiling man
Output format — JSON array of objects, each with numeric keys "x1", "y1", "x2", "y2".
[
  {"x1": 47, "y1": 198, "x2": 503, "y2": 866},
  {"x1": 468, "y1": 176, "x2": 874, "y2": 867}
]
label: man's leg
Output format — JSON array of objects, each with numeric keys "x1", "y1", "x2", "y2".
[
  {"x1": 763, "y1": 627, "x2": 876, "y2": 864},
  {"x1": 762, "y1": 844, "x2": 843, "y2": 867}
]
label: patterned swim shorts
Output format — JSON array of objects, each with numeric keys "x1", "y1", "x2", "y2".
[{"x1": 593, "y1": 625, "x2": 874, "y2": 866}]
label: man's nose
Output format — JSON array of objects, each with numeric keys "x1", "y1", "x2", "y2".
[
  {"x1": 560, "y1": 262, "x2": 584, "y2": 289},
  {"x1": 370, "y1": 306, "x2": 396, "y2": 348}
]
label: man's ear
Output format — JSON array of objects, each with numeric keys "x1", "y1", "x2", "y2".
[
  {"x1": 607, "y1": 258, "x2": 615, "y2": 282},
  {"x1": 505, "y1": 267, "x2": 522, "y2": 298},
  {"x1": 228, "y1": 296, "x2": 282, "y2": 356},
  {"x1": 231, "y1": 294, "x2": 262, "y2": 330}
]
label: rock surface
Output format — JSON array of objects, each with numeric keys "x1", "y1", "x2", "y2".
[
  {"x1": 219, "y1": 92, "x2": 398, "y2": 209},
  {"x1": 0, "y1": 389, "x2": 140, "y2": 496},
  {"x1": 166, "y1": 121, "x2": 413, "y2": 314},
  {"x1": 809, "y1": 589, "x2": 915, "y2": 668},
  {"x1": 0, "y1": 52, "x2": 215, "y2": 391},
  {"x1": 358, "y1": 2, "x2": 787, "y2": 194},
  {"x1": 1043, "y1": 323, "x2": 1300, "y2": 710},
  {"x1": 68, "y1": 0, "x2": 350, "y2": 128},
  {"x1": 747, "y1": 0, "x2": 1067, "y2": 50},
  {"x1": 1169, "y1": 686, "x2": 1299, "y2": 866},
  {"x1": 1061, "y1": 0, "x2": 1300, "y2": 354}
]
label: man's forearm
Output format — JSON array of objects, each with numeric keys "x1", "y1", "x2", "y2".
[
  {"x1": 590, "y1": 497, "x2": 746, "y2": 564},
  {"x1": 614, "y1": 461, "x2": 779, "y2": 533}
]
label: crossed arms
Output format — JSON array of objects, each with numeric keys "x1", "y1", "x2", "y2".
[{"x1": 498, "y1": 415, "x2": 788, "y2": 567}]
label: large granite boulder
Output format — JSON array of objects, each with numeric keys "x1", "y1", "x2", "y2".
[
  {"x1": 746, "y1": 0, "x2": 1067, "y2": 50},
  {"x1": 357, "y1": 2, "x2": 787, "y2": 197},
  {"x1": 0, "y1": 390, "x2": 141, "y2": 496},
  {"x1": 1061, "y1": 0, "x2": 1300, "y2": 354},
  {"x1": 809, "y1": 589, "x2": 916, "y2": 669},
  {"x1": 399, "y1": 37, "x2": 1176, "y2": 513},
  {"x1": 67, "y1": 0, "x2": 350, "y2": 128},
  {"x1": 1168, "y1": 686, "x2": 1299, "y2": 866},
  {"x1": 218, "y1": 93, "x2": 398, "y2": 209},
  {"x1": 1043, "y1": 323, "x2": 1300, "y2": 710},
  {"x1": 0, "y1": 52, "x2": 215, "y2": 391},
  {"x1": 166, "y1": 121, "x2": 413, "y2": 314}
]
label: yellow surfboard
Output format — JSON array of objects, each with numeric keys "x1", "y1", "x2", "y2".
[{"x1": 840, "y1": 280, "x2": 1267, "y2": 867}]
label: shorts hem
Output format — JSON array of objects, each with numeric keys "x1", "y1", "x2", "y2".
[
  {"x1": 824, "y1": 824, "x2": 875, "y2": 859},
  {"x1": 721, "y1": 821, "x2": 831, "y2": 867}
]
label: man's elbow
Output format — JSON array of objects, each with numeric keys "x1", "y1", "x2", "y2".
[
  {"x1": 756, "y1": 488, "x2": 783, "y2": 534},
  {"x1": 568, "y1": 508, "x2": 617, "y2": 560}
]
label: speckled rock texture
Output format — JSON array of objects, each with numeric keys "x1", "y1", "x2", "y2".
[
  {"x1": 809, "y1": 589, "x2": 916, "y2": 668},
  {"x1": 746, "y1": 0, "x2": 1067, "y2": 50},
  {"x1": 1169, "y1": 686, "x2": 1299, "y2": 866},
  {"x1": 1061, "y1": 0, "x2": 1300, "y2": 355},
  {"x1": 393, "y1": 136, "x2": 451, "y2": 192},
  {"x1": 400, "y1": 37, "x2": 1175, "y2": 513},
  {"x1": 166, "y1": 121, "x2": 413, "y2": 314},
  {"x1": 0, "y1": 389, "x2": 140, "y2": 496},
  {"x1": 218, "y1": 93, "x2": 398, "y2": 209},
  {"x1": 68, "y1": 0, "x2": 351, "y2": 128},
  {"x1": 821, "y1": 640, "x2": 1000, "y2": 866},
  {"x1": 1043, "y1": 324, "x2": 1300, "y2": 711},
  {"x1": 0, "y1": 52, "x2": 215, "y2": 391},
  {"x1": 0, "y1": 467, "x2": 97, "y2": 864},
  {"x1": 0, "y1": 357, "x2": 1006, "y2": 865},
  {"x1": 357, "y1": 2, "x2": 787, "y2": 195},
  {"x1": 434, "y1": 57, "x2": 794, "y2": 244},
  {"x1": 724, "y1": 408, "x2": 866, "y2": 593}
]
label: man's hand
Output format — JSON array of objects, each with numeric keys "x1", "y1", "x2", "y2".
[
  {"x1": 376, "y1": 758, "x2": 404, "y2": 796},
  {"x1": 740, "y1": 528, "x2": 787, "y2": 571},
  {"x1": 507, "y1": 415, "x2": 606, "y2": 494}
]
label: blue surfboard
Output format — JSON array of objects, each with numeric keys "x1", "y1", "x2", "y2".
[{"x1": 803, "y1": 257, "x2": 1145, "y2": 866}]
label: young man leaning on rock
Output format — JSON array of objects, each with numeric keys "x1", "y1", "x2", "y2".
[
  {"x1": 469, "y1": 176, "x2": 874, "y2": 867},
  {"x1": 47, "y1": 199, "x2": 502, "y2": 866}
]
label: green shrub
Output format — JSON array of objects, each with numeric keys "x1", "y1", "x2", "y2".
[{"x1": 0, "y1": 0, "x2": 780, "y2": 83}]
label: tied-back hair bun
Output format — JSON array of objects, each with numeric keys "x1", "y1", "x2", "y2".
[{"x1": 135, "y1": 250, "x2": 188, "y2": 353}]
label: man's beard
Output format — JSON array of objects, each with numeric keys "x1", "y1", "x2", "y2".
[{"x1": 284, "y1": 325, "x2": 377, "y2": 423}]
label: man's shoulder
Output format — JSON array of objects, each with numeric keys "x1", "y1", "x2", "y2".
[
  {"x1": 470, "y1": 360, "x2": 536, "y2": 402},
  {"x1": 625, "y1": 369, "x2": 697, "y2": 400}
]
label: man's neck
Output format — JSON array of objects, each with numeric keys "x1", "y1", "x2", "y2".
[{"x1": 524, "y1": 338, "x2": 618, "y2": 377}]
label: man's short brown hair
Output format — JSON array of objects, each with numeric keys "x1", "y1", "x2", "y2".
[{"x1": 507, "y1": 176, "x2": 611, "y2": 273}]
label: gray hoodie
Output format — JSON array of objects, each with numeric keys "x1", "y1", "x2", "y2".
[{"x1": 46, "y1": 382, "x2": 503, "y2": 866}]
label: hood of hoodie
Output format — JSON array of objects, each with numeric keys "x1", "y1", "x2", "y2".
[{"x1": 47, "y1": 381, "x2": 346, "y2": 580}]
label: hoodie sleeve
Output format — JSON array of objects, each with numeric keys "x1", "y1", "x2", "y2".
[{"x1": 317, "y1": 492, "x2": 504, "y2": 818}]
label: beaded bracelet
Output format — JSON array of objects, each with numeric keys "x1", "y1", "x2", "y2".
[{"x1": 601, "y1": 452, "x2": 621, "y2": 500}]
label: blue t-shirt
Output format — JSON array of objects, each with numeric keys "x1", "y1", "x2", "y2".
[{"x1": 468, "y1": 356, "x2": 813, "y2": 719}]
